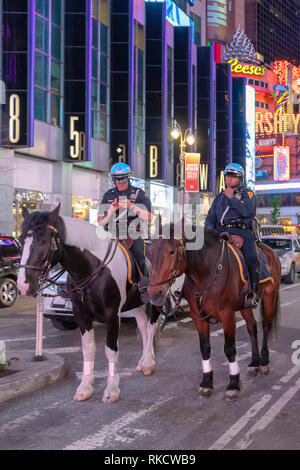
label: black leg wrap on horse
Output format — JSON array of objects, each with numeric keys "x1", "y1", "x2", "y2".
[
  {"x1": 227, "y1": 374, "x2": 242, "y2": 391},
  {"x1": 200, "y1": 371, "x2": 214, "y2": 390}
]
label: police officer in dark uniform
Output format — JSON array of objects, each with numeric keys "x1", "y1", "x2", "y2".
[
  {"x1": 205, "y1": 163, "x2": 259, "y2": 308},
  {"x1": 97, "y1": 163, "x2": 152, "y2": 279}
]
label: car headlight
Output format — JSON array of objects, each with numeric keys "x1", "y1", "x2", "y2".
[{"x1": 280, "y1": 254, "x2": 289, "y2": 264}]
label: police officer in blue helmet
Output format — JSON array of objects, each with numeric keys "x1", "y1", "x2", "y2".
[
  {"x1": 205, "y1": 163, "x2": 259, "y2": 308},
  {"x1": 98, "y1": 163, "x2": 152, "y2": 301}
]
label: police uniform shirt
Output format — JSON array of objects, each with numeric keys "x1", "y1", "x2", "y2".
[
  {"x1": 99, "y1": 185, "x2": 151, "y2": 222},
  {"x1": 205, "y1": 187, "x2": 256, "y2": 239}
]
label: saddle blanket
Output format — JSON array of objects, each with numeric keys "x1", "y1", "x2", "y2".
[
  {"x1": 118, "y1": 242, "x2": 139, "y2": 285},
  {"x1": 228, "y1": 244, "x2": 274, "y2": 285}
]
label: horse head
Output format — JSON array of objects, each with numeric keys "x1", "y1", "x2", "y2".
[
  {"x1": 18, "y1": 204, "x2": 64, "y2": 296},
  {"x1": 148, "y1": 224, "x2": 187, "y2": 306}
]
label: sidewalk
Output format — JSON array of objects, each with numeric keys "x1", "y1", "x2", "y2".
[{"x1": 0, "y1": 350, "x2": 65, "y2": 405}]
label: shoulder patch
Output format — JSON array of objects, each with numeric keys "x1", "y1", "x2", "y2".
[{"x1": 247, "y1": 191, "x2": 254, "y2": 199}]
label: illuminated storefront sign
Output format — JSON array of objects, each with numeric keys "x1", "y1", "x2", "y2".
[
  {"x1": 246, "y1": 85, "x2": 256, "y2": 190},
  {"x1": 274, "y1": 147, "x2": 290, "y2": 181},
  {"x1": 255, "y1": 112, "x2": 300, "y2": 135},
  {"x1": 228, "y1": 59, "x2": 266, "y2": 77},
  {"x1": 185, "y1": 153, "x2": 201, "y2": 193}
]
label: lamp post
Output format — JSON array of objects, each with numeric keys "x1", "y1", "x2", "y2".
[{"x1": 170, "y1": 119, "x2": 195, "y2": 220}]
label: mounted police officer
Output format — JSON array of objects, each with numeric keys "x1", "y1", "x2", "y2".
[
  {"x1": 205, "y1": 163, "x2": 259, "y2": 309},
  {"x1": 97, "y1": 163, "x2": 152, "y2": 298}
]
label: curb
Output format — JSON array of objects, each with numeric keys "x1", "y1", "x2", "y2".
[{"x1": 0, "y1": 350, "x2": 65, "y2": 405}]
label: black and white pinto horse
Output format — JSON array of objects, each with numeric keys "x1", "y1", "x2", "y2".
[{"x1": 18, "y1": 204, "x2": 160, "y2": 403}]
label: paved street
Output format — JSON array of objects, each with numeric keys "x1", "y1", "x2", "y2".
[{"x1": 0, "y1": 280, "x2": 300, "y2": 451}]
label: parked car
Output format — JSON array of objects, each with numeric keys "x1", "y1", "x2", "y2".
[
  {"x1": 42, "y1": 268, "x2": 187, "y2": 330},
  {"x1": 0, "y1": 235, "x2": 21, "y2": 307},
  {"x1": 261, "y1": 235, "x2": 300, "y2": 284}
]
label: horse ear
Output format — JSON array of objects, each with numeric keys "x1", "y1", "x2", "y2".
[
  {"x1": 22, "y1": 207, "x2": 30, "y2": 219},
  {"x1": 48, "y1": 203, "x2": 61, "y2": 226}
]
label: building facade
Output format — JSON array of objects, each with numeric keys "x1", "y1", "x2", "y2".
[
  {"x1": 1, "y1": 0, "x2": 248, "y2": 237},
  {"x1": 245, "y1": 0, "x2": 300, "y2": 66}
]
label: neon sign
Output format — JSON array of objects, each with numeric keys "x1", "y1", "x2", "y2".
[
  {"x1": 228, "y1": 59, "x2": 266, "y2": 77},
  {"x1": 255, "y1": 112, "x2": 300, "y2": 135},
  {"x1": 274, "y1": 147, "x2": 290, "y2": 181}
]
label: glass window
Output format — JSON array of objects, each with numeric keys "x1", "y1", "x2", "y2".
[
  {"x1": 50, "y1": 93, "x2": 62, "y2": 127},
  {"x1": 35, "y1": 16, "x2": 49, "y2": 53},
  {"x1": 35, "y1": 0, "x2": 49, "y2": 18},
  {"x1": 35, "y1": 52, "x2": 49, "y2": 88},
  {"x1": 52, "y1": 0, "x2": 62, "y2": 26},
  {"x1": 34, "y1": 87, "x2": 48, "y2": 121},
  {"x1": 51, "y1": 60, "x2": 61, "y2": 94},
  {"x1": 51, "y1": 24, "x2": 62, "y2": 60}
]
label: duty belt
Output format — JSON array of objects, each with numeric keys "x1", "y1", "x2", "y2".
[{"x1": 217, "y1": 223, "x2": 250, "y2": 230}]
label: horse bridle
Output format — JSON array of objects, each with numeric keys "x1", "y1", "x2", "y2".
[
  {"x1": 20, "y1": 224, "x2": 119, "y2": 299},
  {"x1": 148, "y1": 238, "x2": 186, "y2": 289},
  {"x1": 20, "y1": 225, "x2": 62, "y2": 290}
]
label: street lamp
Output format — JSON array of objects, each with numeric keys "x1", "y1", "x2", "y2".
[{"x1": 170, "y1": 119, "x2": 195, "y2": 219}]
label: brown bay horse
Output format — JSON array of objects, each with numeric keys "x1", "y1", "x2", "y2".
[{"x1": 148, "y1": 225, "x2": 281, "y2": 401}]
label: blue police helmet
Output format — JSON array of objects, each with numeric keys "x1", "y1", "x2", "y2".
[
  {"x1": 224, "y1": 163, "x2": 245, "y2": 180},
  {"x1": 110, "y1": 163, "x2": 132, "y2": 182}
]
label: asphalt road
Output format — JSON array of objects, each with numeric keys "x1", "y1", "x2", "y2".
[{"x1": 0, "y1": 279, "x2": 300, "y2": 451}]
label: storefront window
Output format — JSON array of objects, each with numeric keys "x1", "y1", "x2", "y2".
[
  {"x1": 72, "y1": 197, "x2": 99, "y2": 225},
  {"x1": 13, "y1": 189, "x2": 49, "y2": 239}
]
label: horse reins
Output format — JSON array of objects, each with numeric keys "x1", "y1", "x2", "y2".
[{"x1": 193, "y1": 239, "x2": 230, "y2": 323}]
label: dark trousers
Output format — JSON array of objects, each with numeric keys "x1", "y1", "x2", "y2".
[
  {"x1": 217, "y1": 228, "x2": 260, "y2": 292},
  {"x1": 131, "y1": 238, "x2": 147, "y2": 277},
  {"x1": 241, "y1": 238, "x2": 260, "y2": 292}
]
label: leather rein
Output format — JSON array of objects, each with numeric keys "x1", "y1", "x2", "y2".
[{"x1": 20, "y1": 224, "x2": 119, "y2": 300}]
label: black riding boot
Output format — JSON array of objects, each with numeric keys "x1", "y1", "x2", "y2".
[
  {"x1": 245, "y1": 267, "x2": 260, "y2": 309},
  {"x1": 131, "y1": 239, "x2": 150, "y2": 303}
]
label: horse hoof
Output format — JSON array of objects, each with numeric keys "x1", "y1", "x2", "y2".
[
  {"x1": 248, "y1": 367, "x2": 259, "y2": 377},
  {"x1": 102, "y1": 393, "x2": 120, "y2": 404},
  {"x1": 73, "y1": 392, "x2": 92, "y2": 402},
  {"x1": 258, "y1": 365, "x2": 270, "y2": 376},
  {"x1": 143, "y1": 366, "x2": 155, "y2": 376},
  {"x1": 224, "y1": 390, "x2": 240, "y2": 401},
  {"x1": 199, "y1": 387, "x2": 213, "y2": 398}
]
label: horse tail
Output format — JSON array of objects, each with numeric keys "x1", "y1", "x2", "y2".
[{"x1": 260, "y1": 291, "x2": 281, "y2": 337}]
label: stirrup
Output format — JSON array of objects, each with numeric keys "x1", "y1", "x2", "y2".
[{"x1": 244, "y1": 291, "x2": 259, "y2": 309}]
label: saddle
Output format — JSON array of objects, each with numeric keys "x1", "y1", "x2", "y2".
[{"x1": 220, "y1": 232, "x2": 274, "y2": 308}]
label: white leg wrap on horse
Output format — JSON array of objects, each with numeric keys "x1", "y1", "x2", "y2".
[
  {"x1": 83, "y1": 361, "x2": 94, "y2": 376},
  {"x1": 202, "y1": 359, "x2": 212, "y2": 374},
  {"x1": 104, "y1": 346, "x2": 120, "y2": 401},
  {"x1": 229, "y1": 361, "x2": 240, "y2": 375},
  {"x1": 109, "y1": 362, "x2": 117, "y2": 377},
  {"x1": 81, "y1": 329, "x2": 96, "y2": 361}
]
